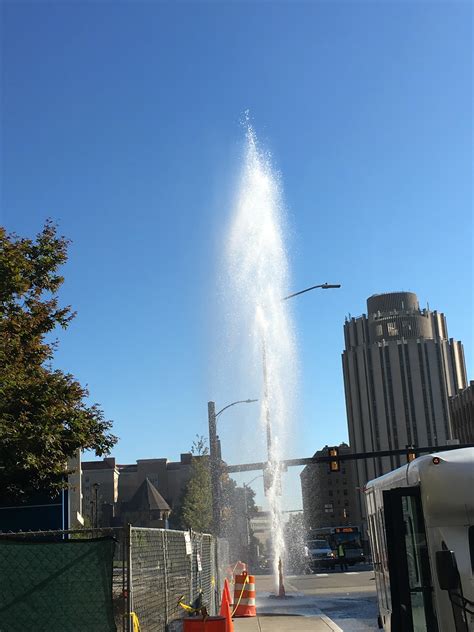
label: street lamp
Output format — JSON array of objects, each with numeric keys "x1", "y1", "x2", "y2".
[
  {"x1": 208, "y1": 399, "x2": 258, "y2": 536},
  {"x1": 262, "y1": 282, "x2": 341, "y2": 478},
  {"x1": 216, "y1": 400, "x2": 259, "y2": 418},
  {"x1": 282, "y1": 282, "x2": 341, "y2": 301}
]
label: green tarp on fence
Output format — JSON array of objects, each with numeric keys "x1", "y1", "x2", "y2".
[{"x1": 0, "y1": 537, "x2": 117, "y2": 632}]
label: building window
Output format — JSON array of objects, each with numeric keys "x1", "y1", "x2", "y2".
[
  {"x1": 387, "y1": 321, "x2": 398, "y2": 336},
  {"x1": 376, "y1": 325, "x2": 383, "y2": 337},
  {"x1": 343, "y1": 489, "x2": 348, "y2": 496},
  {"x1": 328, "y1": 490, "x2": 333, "y2": 497},
  {"x1": 469, "y1": 526, "x2": 474, "y2": 573}
]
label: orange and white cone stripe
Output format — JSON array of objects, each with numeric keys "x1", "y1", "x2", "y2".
[{"x1": 233, "y1": 572, "x2": 256, "y2": 617}]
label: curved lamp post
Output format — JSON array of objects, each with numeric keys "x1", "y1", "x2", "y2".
[
  {"x1": 208, "y1": 399, "x2": 258, "y2": 536},
  {"x1": 263, "y1": 282, "x2": 341, "y2": 471},
  {"x1": 261, "y1": 281, "x2": 340, "y2": 595}
]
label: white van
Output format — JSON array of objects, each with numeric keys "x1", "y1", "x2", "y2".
[{"x1": 306, "y1": 538, "x2": 336, "y2": 570}]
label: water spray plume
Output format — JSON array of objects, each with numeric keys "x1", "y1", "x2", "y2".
[{"x1": 226, "y1": 120, "x2": 298, "y2": 588}]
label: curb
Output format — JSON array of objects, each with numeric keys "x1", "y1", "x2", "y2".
[{"x1": 319, "y1": 613, "x2": 344, "y2": 632}]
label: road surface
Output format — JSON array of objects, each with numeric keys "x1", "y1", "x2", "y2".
[{"x1": 251, "y1": 566, "x2": 378, "y2": 631}]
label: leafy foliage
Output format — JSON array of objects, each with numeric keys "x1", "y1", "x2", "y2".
[
  {"x1": 0, "y1": 221, "x2": 117, "y2": 501},
  {"x1": 173, "y1": 435, "x2": 258, "y2": 554},
  {"x1": 175, "y1": 436, "x2": 212, "y2": 533},
  {"x1": 221, "y1": 477, "x2": 259, "y2": 564}
]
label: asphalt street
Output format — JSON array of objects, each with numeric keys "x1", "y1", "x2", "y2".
[{"x1": 252, "y1": 567, "x2": 379, "y2": 632}]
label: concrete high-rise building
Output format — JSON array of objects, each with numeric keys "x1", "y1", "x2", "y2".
[
  {"x1": 342, "y1": 292, "x2": 467, "y2": 531},
  {"x1": 300, "y1": 443, "x2": 360, "y2": 533},
  {"x1": 449, "y1": 381, "x2": 474, "y2": 444}
]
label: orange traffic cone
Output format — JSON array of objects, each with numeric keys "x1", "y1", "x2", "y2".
[
  {"x1": 224, "y1": 578, "x2": 233, "y2": 606},
  {"x1": 219, "y1": 586, "x2": 234, "y2": 632}
]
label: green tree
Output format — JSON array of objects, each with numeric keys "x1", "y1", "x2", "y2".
[
  {"x1": 175, "y1": 436, "x2": 212, "y2": 533},
  {"x1": 221, "y1": 478, "x2": 259, "y2": 564},
  {"x1": 0, "y1": 221, "x2": 117, "y2": 502},
  {"x1": 173, "y1": 436, "x2": 259, "y2": 552}
]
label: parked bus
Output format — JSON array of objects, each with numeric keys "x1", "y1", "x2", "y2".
[
  {"x1": 365, "y1": 447, "x2": 474, "y2": 632},
  {"x1": 310, "y1": 525, "x2": 365, "y2": 565}
]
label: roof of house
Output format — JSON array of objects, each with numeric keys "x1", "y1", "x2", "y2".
[
  {"x1": 125, "y1": 478, "x2": 171, "y2": 513},
  {"x1": 82, "y1": 460, "x2": 116, "y2": 471}
]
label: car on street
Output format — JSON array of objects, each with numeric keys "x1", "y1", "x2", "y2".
[{"x1": 306, "y1": 538, "x2": 336, "y2": 570}]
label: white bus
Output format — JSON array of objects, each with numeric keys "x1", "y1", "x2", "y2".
[{"x1": 365, "y1": 447, "x2": 474, "y2": 632}]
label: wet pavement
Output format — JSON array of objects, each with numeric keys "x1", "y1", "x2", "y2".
[
  {"x1": 310, "y1": 591, "x2": 378, "y2": 631},
  {"x1": 236, "y1": 570, "x2": 379, "y2": 631}
]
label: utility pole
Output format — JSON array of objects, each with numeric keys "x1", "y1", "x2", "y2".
[
  {"x1": 92, "y1": 483, "x2": 100, "y2": 529},
  {"x1": 208, "y1": 399, "x2": 258, "y2": 536},
  {"x1": 208, "y1": 401, "x2": 221, "y2": 536}
]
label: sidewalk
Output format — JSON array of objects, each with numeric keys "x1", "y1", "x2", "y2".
[
  {"x1": 234, "y1": 614, "x2": 342, "y2": 631},
  {"x1": 232, "y1": 589, "x2": 343, "y2": 632}
]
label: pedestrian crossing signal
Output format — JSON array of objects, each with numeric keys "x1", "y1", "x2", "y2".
[{"x1": 328, "y1": 446, "x2": 340, "y2": 473}]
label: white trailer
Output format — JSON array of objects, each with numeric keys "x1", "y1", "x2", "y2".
[{"x1": 365, "y1": 447, "x2": 474, "y2": 631}]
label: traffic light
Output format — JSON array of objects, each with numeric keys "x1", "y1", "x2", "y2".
[
  {"x1": 328, "y1": 446, "x2": 340, "y2": 473},
  {"x1": 406, "y1": 445, "x2": 417, "y2": 463}
]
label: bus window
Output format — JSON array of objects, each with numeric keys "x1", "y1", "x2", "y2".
[
  {"x1": 369, "y1": 514, "x2": 380, "y2": 566},
  {"x1": 401, "y1": 494, "x2": 437, "y2": 632},
  {"x1": 469, "y1": 526, "x2": 474, "y2": 574},
  {"x1": 379, "y1": 508, "x2": 388, "y2": 572},
  {"x1": 384, "y1": 488, "x2": 438, "y2": 632}
]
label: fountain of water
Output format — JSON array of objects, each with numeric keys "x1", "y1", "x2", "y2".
[{"x1": 225, "y1": 121, "x2": 298, "y2": 587}]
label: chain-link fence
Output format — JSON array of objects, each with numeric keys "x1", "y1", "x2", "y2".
[
  {"x1": 129, "y1": 527, "x2": 229, "y2": 632},
  {"x1": 0, "y1": 527, "x2": 229, "y2": 632}
]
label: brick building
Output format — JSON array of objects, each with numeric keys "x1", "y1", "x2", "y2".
[
  {"x1": 82, "y1": 453, "x2": 193, "y2": 527},
  {"x1": 300, "y1": 443, "x2": 361, "y2": 533}
]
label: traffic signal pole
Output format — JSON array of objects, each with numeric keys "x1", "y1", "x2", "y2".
[{"x1": 224, "y1": 442, "x2": 474, "y2": 474}]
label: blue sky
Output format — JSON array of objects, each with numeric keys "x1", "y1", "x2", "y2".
[{"x1": 1, "y1": 1, "x2": 472, "y2": 509}]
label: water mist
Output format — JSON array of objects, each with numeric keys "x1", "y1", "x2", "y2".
[{"x1": 225, "y1": 122, "x2": 298, "y2": 585}]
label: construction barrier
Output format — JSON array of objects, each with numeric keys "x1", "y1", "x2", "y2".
[
  {"x1": 233, "y1": 572, "x2": 256, "y2": 618},
  {"x1": 183, "y1": 616, "x2": 226, "y2": 631},
  {"x1": 0, "y1": 526, "x2": 230, "y2": 632}
]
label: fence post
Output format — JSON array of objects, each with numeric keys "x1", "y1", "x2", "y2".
[
  {"x1": 127, "y1": 524, "x2": 132, "y2": 632},
  {"x1": 162, "y1": 530, "x2": 169, "y2": 626},
  {"x1": 214, "y1": 537, "x2": 219, "y2": 615},
  {"x1": 190, "y1": 530, "x2": 194, "y2": 604},
  {"x1": 122, "y1": 530, "x2": 126, "y2": 632}
]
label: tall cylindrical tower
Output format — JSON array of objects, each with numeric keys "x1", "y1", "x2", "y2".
[{"x1": 342, "y1": 292, "x2": 467, "y2": 535}]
